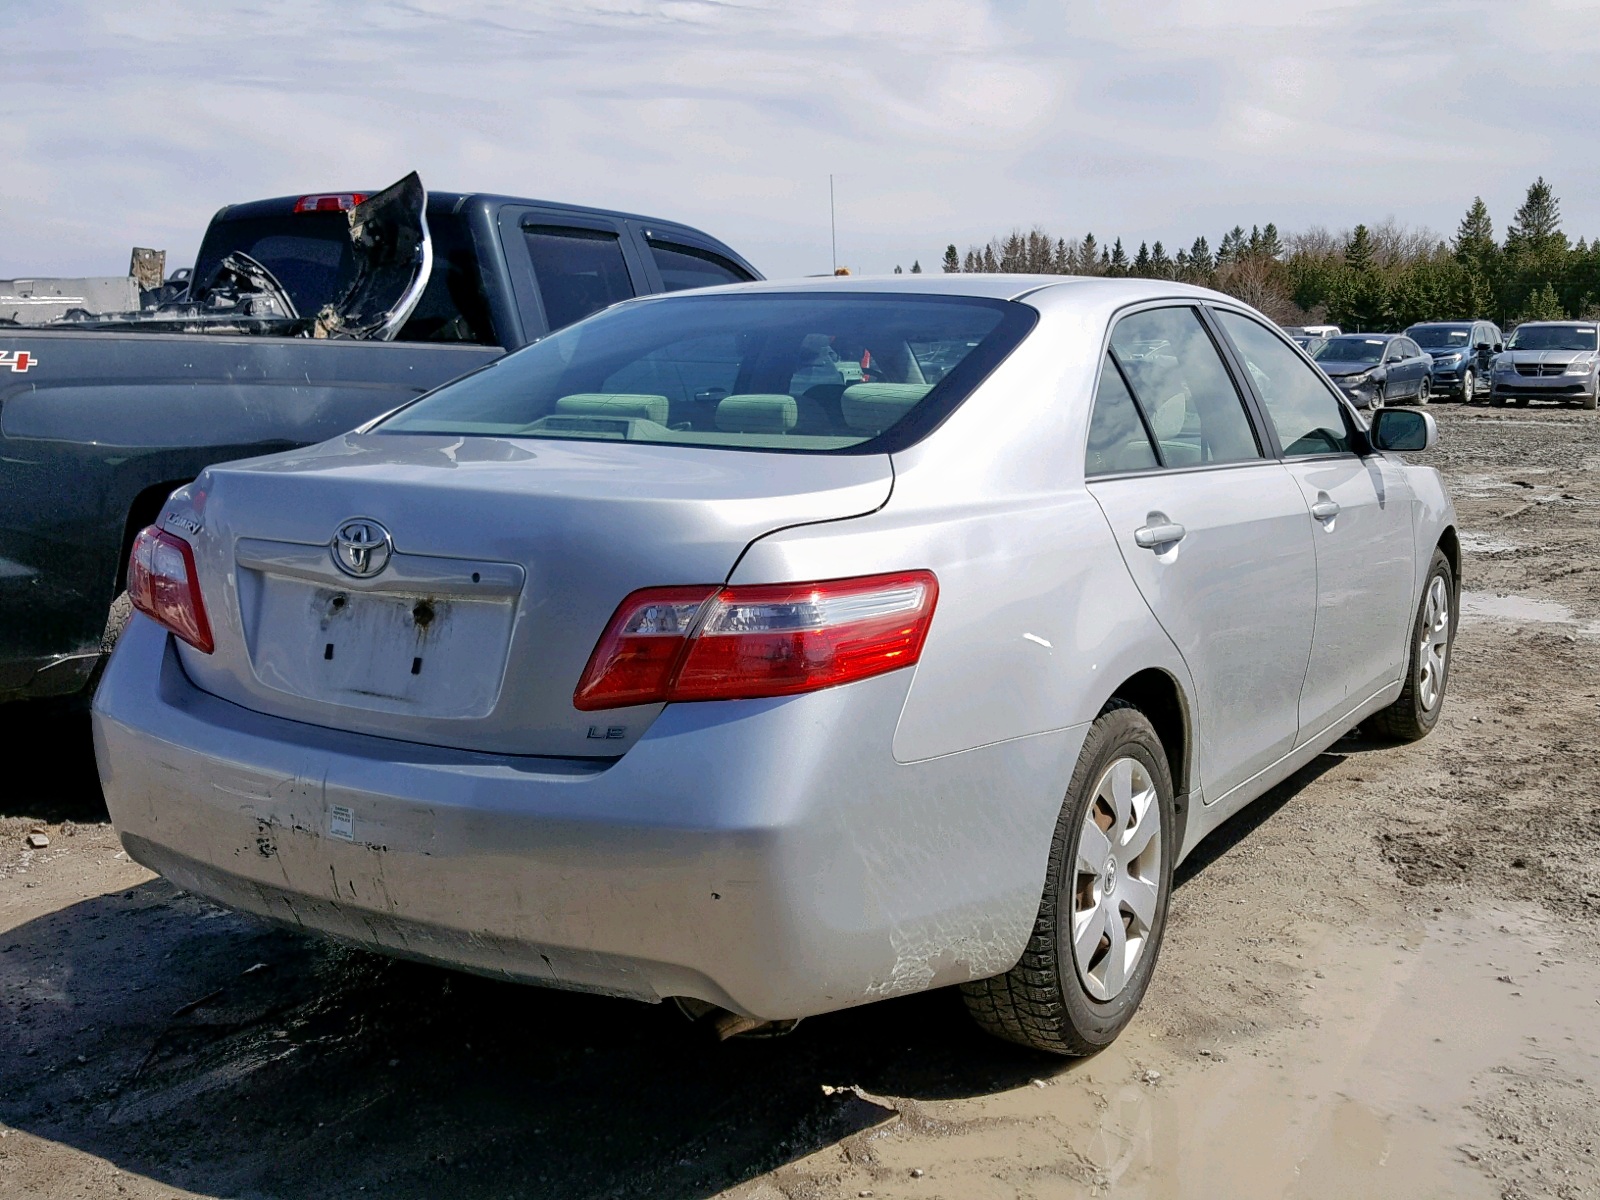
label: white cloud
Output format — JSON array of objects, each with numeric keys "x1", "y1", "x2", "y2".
[{"x1": 1, "y1": 0, "x2": 1596, "y2": 282}]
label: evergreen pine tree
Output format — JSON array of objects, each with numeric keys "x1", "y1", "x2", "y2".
[
  {"x1": 1079, "y1": 234, "x2": 1099, "y2": 274},
  {"x1": 941, "y1": 244, "x2": 960, "y2": 273},
  {"x1": 982, "y1": 245, "x2": 999, "y2": 273},
  {"x1": 963, "y1": 249, "x2": 981, "y2": 273},
  {"x1": 1109, "y1": 238, "x2": 1129, "y2": 276},
  {"x1": 1133, "y1": 241, "x2": 1152, "y2": 277},
  {"x1": 1217, "y1": 226, "x2": 1247, "y2": 264},
  {"x1": 910, "y1": 260, "x2": 922, "y2": 274},
  {"x1": 1344, "y1": 224, "x2": 1375, "y2": 271},
  {"x1": 1258, "y1": 223, "x2": 1284, "y2": 259},
  {"x1": 1150, "y1": 241, "x2": 1173, "y2": 278},
  {"x1": 1453, "y1": 198, "x2": 1497, "y2": 272},
  {"x1": 893, "y1": 265, "x2": 903, "y2": 275},
  {"x1": 1506, "y1": 178, "x2": 1566, "y2": 257},
  {"x1": 1054, "y1": 238, "x2": 1072, "y2": 274},
  {"x1": 1188, "y1": 236, "x2": 1213, "y2": 275},
  {"x1": 1518, "y1": 281, "x2": 1566, "y2": 321}
]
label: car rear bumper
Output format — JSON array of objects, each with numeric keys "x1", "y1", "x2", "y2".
[{"x1": 93, "y1": 616, "x2": 1083, "y2": 1020}]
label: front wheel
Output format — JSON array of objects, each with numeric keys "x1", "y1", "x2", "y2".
[
  {"x1": 1461, "y1": 369, "x2": 1475, "y2": 402},
  {"x1": 1583, "y1": 389, "x2": 1598, "y2": 411},
  {"x1": 961, "y1": 703, "x2": 1175, "y2": 1055},
  {"x1": 1366, "y1": 549, "x2": 1454, "y2": 741}
]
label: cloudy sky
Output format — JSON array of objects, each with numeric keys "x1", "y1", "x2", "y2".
[{"x1": 3, "y1": 0, "x2": 1598, "y2": 280}]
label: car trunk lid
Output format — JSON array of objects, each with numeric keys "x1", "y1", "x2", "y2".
[{"x1": 174, "y1": 432, "x2": 893, "y2": 756}]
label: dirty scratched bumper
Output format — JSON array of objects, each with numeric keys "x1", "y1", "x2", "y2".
[{"x1": 93, "y1": 616, "x2": 1084, "y2": 1020}]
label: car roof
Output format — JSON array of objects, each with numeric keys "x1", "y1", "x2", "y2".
[
  {"x1": 625, "y1": 273, "x2": 1237, "y2": 305},
  {"x1": 1328, "y1": 331, "x2": 1399, "y2": 340},
  {"x1": 1513, "y1": 320, "x2": 1590, "y2": 328}
]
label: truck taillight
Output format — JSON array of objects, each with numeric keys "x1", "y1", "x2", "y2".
[
  {"x1": 127, "y1": 527, "x2": 214, "y2": 654},
  {"x1": 293, "y1": 193, "x2": 368, "y2": 213},
  {"x1": 574, "y1": 572, "x2": 937, "y2": 711}
]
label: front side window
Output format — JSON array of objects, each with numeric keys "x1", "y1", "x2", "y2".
[
  {"x1": 1085, "y1": 353, "x2": 1158, "y2": 476},
  {"x1": 1108, "y1": 307, "x2": 1261, "y2": 467},
  {"x1": 524, "y1": 226, "x2": 636, "y2": 332},
  {"x1": 648, "y1": 240, "x2": 754, "y2": 292},
  {"x1": 379, "y1": 293, "x2": 1029, "y2": 452},
  {"x1": 1215, "y1": 310, "x2": 1352, "y2": 457}
]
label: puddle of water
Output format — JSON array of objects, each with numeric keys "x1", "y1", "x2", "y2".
[
  {"x1": 1460, "y1": 591, "x2": 1575, "y2": 625},
  {"x1": 1457, "y1": 533, "x2": 1519, "y2": 555},
  {"x1": 842, "y1": 908, "x2": 1600, "y2": 1198}
]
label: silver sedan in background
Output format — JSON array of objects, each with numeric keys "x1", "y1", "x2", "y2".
[{"x1": 94, "y1": 276, "x2": 1458, "y2": 1055}]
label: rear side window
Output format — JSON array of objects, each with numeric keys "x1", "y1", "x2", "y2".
[
  {"x1": 649, "y1": 240, "x2": 753, "y2": 292},
  {"x1": 524, "y1": 226, "x2": 636, "y2": 332},
  {"x1": 1214, "y1": 310, "x2": 1352, "y2": 457},
  {"x1": 379, "y1": 293, "x2": 1030, "y2": 453},
  {"x1": 1085, "y1": 354, "x2": 1158, "y2": 476},
  {"x1": 1109, "y1": 307, "x2": 1261, "y2": 467}
]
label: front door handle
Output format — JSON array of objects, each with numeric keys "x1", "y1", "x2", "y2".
[
  {"x1": 1310, "y1": 499, "x2": 1340, "y2": 521},
  {"x1": 1133, "y1": 521, "x2": 1187, "y2": 549}
]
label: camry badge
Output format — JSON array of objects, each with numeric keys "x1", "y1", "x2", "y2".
[{"x1": 331, "y1": 518, "x2": 393, "y2": 578}]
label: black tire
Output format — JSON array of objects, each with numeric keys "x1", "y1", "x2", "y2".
[
  {"x1": 1583, "y1": 390, "x2": 1597, "y2": 411},
  {"x1": 1460, "y1": 369, "x2": 1475, "y2": 402},
  {"x1": 83, "y1": 591, "x2": 134, "y2": 698},
  {"x1": 1514, "y1": 395, "x2": 1531, "y2": 407},
  {"x1": 1366, "y1": 548, "x2": 1454, "y2": 742},
  {"x1": 961, "y1": 702, "x2": 1176, "y2": 1056},
  {"x1": 1489, "y1": 391, "x2": 1506, "y2": 408},
  {"x1": 1415, "y1": 376, "x2": 1431, "y2": 405}
]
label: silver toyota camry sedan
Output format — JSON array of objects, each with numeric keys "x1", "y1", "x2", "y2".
[{"x1": 93, "y1": 276, "x2": 1458, "y2": 1055}]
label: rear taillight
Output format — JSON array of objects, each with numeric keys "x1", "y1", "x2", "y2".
[
  {"x1": 127, "y1": 527, "x2": 214, "y2": 654},
  {"x1": 574, "y1": 571, "x2": 937, "y2": 711},
  {"x1": 293, "y1": 193, "x2": 368, "y2": 213}
]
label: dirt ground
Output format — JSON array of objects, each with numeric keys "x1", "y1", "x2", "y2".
[{"x1": 3, "y1": 402, "x2": 1599, "y2": 1200}]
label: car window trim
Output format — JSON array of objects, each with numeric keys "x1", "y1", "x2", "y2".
[
  {"x1": 1083, "y1": 349, "x2": 1165, "y2": 478},
  {"x1": 1089, "y1": 298, "x2": 1271, "y2": 473},
  {"x1": 1201, "y1": 302, "x2": 1366, "y2": 461}
]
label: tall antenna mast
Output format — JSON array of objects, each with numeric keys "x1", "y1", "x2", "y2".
[{"x1": 829, "y1": 174, "x2": 837, "y2": 273}]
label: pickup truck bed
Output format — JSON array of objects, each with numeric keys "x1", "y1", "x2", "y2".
[{"x1": 0, "y1": 183, "x2": 759, "y2": 701}]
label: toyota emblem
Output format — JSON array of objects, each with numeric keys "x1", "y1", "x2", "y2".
[{"x1": 331, "y1": 518, "x2": 393, "y2": 578}]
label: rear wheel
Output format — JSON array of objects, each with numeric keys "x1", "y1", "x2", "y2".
[
  {"x1": 1416, "y1": 376, "x2": 1431, "y2": 405},
  {"x1": 1367, "y1": 549, "x2": 1454, "y2": 741},
  {"x1": 961, "y1": 703, "x2": 1175, "y2": 1055}
]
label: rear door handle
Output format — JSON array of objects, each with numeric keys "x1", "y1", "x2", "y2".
[
  {"x1": 1133, "y1": 521, "x2": 1187, "y2": 549},
  {"x1": 1310, "y1": 500, "x2": 1340, "y2": 521}
]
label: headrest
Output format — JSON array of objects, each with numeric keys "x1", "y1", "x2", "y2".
[
  {"x1": 715, "y1": 394, "x2": 798, "y2": 433},
  {"x1": 554, "y1": 393, "x2": 669, "y2": 425},
  {"x1": 840, "y1": 383, "x2": 932, "y2": 433}
]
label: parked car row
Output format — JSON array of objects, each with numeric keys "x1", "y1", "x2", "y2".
[{"x1": 1286, "y1": 317, "x2": 1599, "y2": 412}]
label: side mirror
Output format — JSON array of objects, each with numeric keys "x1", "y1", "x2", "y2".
[
  {"x1": 1494, "y1": 343, "x2": 1504, "y2": 353},
  {"x1": 1371, "y1": 408, "x2": 1437, "y2": 452}
]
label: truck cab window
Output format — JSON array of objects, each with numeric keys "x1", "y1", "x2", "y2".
[
  {"x1": 524, "y1": 226, "x2": 636, "y2": 332},
  {"x1": 649, "y1": 241, "x2": 754, "y2": 292}
]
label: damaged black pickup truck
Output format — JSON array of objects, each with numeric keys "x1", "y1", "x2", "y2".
[{"x1": 0, "y1": 173, "x2": 759, "y2": 702}]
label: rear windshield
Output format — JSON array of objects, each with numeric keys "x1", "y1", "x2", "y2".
[
  {"x1": 1407, "y1": 324, "x2": 1472, "y2": 348},
  {"x1": 376, "y1": 293, "x2": 1031, "y2": 452},
  {"x1": 1310, "y1": 337, "x2": 1386, "y2": 364}
]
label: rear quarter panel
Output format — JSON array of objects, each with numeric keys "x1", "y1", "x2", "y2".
[{"x1": 732, "y1": 288, "x2": 1194, "y2": 766}]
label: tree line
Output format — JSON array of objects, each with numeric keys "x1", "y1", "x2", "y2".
[{"x1": 932, "y1": 179, "x2": 1600, "y2": 330}]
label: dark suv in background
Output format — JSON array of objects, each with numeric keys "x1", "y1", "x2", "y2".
[{"x1": 1403, "y1": 321, "x2": 1503, "y2": 401}]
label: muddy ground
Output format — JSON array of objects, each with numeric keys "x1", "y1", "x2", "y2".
[{"x1": 3, "y1": 402, "x2": 1599, "y2": 1200}]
